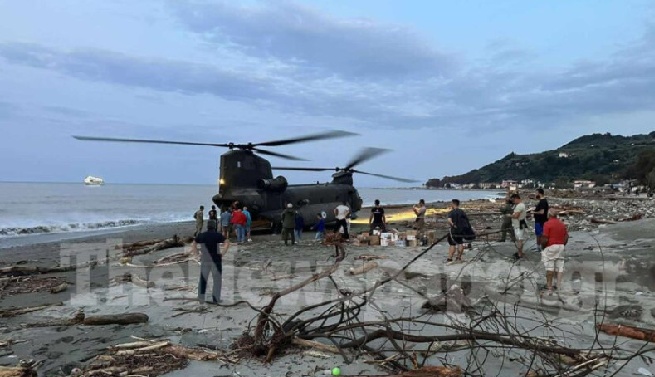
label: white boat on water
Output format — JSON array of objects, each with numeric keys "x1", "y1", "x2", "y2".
[{"x1": 84, "y1": 175, "x2": 104, "y2": 185}]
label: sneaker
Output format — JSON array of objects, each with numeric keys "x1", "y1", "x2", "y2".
[
  {"x1": 247, "y1": 239, "x2": 252, "y2": 242},
  {"x1": 512, "y1": 253, "x2": 522, "y2": 262}
]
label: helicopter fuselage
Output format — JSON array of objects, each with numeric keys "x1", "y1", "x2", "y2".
[{"x1": 212, "y1": 149, "x2": 363, "y2": 227}]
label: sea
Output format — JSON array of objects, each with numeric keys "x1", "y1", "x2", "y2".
[{"x1": 0, "y1": 182, "x2": 503, "y2": 248}]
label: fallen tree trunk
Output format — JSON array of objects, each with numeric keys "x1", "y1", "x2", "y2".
[
  {"x1": 83, "y1": 313, "x2": 149, "y2": 326},
  {"x1": 0, "y1": 366, "x2": 36, "y2": 377},
  {"x1": 0, "y1": 265, "x2": 76, "y2": 277},
  {"x1": 0, "y1": 302, "x2": 63, "y2": 318},
  {"x1": 124, "y1": 236, "x2": 185, "y2": 257},
  {"x1": 597, "y1": 323, "x2": 655, "y2": 342},
  {"x1": 50, "y1": 282, "x2": 68, "y2": 294},
  {"x1": 349, "y1": 261, "x2": 378, "y2": 275}
]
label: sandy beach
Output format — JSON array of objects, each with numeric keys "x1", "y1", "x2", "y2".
[{"x1": 1, "y1": 196, "x2": 655, "y2": 377}]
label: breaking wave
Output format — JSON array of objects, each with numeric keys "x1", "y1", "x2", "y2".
[{"x1": 0, "y1": 219, "x2": 146, "y2": 237}]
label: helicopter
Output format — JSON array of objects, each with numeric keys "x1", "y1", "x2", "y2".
[{"x1": 73, "y1": 131, "x2": 418, "y2": 229}]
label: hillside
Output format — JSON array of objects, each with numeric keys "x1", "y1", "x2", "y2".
[{"x1": 428, "y1": 132, "x2": 655, "y2": 187}]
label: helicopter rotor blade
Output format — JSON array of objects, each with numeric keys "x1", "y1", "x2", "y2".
[
  {"x1": 271, "y1": 166, "x2": 336, "y2": 172},
  {"x1": 256, "y1": 130, "x2": 357, "y2": 147},
  {"x1": 254, "y1": 148, "x2": 307, "y2": 161},
  {"x1": 351, "y1": 169, "x2": 419, "y2": 183},
  {"x1": 343, "y1": 147, "x2": 389, "y2": 171},
  {"x1": 73, "y1": 135, "x2": 231, "y2": 148}
]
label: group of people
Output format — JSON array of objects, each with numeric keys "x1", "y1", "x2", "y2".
[
  {"x1": 193, "y1": 203, "x2": 252, "y2": 243},
  {"x1": 499, "y1": 188, "x2": 569, "y2": 293}
]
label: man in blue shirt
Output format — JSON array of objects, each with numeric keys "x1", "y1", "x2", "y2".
[
  {"x1": 242, "y1": 206, "x2": 253, "y2": 242},
  {"x1": 196, "y1": 220, "x2": 230, "y2": 304}
]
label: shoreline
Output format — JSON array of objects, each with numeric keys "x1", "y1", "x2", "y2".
[{"x1": 1, "y1": 197, "x2": 654, "y2": 376}]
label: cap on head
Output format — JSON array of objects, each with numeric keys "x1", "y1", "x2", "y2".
[
  {"x1": 287, "y1": 203, "x2": 293, "y2": 208},
  {"x1": 207, "y1": 220, "x2": 218, "y2": 230}
]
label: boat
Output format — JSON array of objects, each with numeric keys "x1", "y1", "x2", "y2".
[{"x1": 84, "y1": 175, "x2": 104, "y2": 185}]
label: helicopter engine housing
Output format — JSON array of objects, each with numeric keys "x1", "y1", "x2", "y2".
[{"x1": 257, "y1": 175, "x2": 288, "y2": 192}]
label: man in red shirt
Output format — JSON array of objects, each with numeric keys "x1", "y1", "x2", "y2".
[
  {"x1": 540, "y1": 210, "x2": 569, "y2": 294},
  {"x1": 230, "y1": 208, "x2": 247, "y2": 243}
]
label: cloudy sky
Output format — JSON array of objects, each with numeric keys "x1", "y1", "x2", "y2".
[{"x1": 1, "y1": 1, "x2": 654, "y2": 186}]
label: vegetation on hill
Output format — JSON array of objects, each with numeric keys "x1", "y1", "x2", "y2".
[{"x1": 427, "y1": 132, "x2": 655, "y2": 188}]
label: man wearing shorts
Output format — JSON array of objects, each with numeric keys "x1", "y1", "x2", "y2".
[
  {"x1": 533, "y1": 188, "x2": 549, "y2": 251},
  {"x1": 446, "y1": 199, "x2": 470, "y2": 262},
  {"x1": 540, "y1": 210, "x2": 569, "y2": 294},
  {"x1": 511, "y1": 194, "x2": 527, "y2": 260}
]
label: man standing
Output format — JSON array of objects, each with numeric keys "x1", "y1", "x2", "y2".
[
  {"x1": 499, "y1": 195, "x2": 516, "y2": 243},
  {"x1": 208, "y1": 205, "x2": 218, "y2": 221},
  {"x1": 230, "y1": 208, "x2": 247, "y2": 243},
  {"x1": 446, "y1": 199, "x2": 470, "y2": 263},
  {"x1": 196, "y1": 220, "x2": 230, "y2": 304},
  {"x1": 511, "y1": 194, "x2": 527, "y2": 261},
  {"x1": 532, "y1": 188, "x2": 550, "y2": 251},
  {"x1": 193, "y1": 205, "x2": 204, "y2": 237},
  {"x1": 369, "y1": 199, "x2": 387, "y2": 233},
  {"x1": 540, "y1": 210, "x2": 569, "y2": 294},
  {"x1": 294, "y1": 212, "x2": 305, "y2": 242},
  {"x1": 281, "y1": 203, "x2": 296, "y2": 245},
  {"x1": 413, "y1": 199, "x2": 427, "y2": 238},
  {"x1": 220, "y1": 208, "x2": 232, "y2": 239},
  {"x1": 242, "y1": 206, "x2": 252, "y2": 242},
  {"x1": 334, "y1": 201, "x2": 350, "y2": 239}
]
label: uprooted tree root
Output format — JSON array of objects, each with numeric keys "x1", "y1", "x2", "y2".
[{"x1": 231, "y1": 233, "x2": 655, "y2": 376}]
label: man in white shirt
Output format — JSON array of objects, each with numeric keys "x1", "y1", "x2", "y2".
[
  {"x1": 334, "y1": 201, "x2": 350, "y2": 239},
  {"x1": 511, "y1": 193, "x2": 527, "y2": 261}
]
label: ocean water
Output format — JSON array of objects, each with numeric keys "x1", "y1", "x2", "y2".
[{"x1": 0, "y1": 182, "x2": 501, "y2": 246}]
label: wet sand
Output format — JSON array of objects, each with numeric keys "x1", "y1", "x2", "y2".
[{"x1": 1, "y1": 200, "x2": 655, "y2": 376}]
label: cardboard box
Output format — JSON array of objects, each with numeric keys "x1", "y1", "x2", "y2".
[
  {"x1": 369, "y1": 235, "x2": 380, "y2": 246},
  {"x1": 380, "y1": 238, "x2": 389, "y2": 247},
  {"x1": 372, "y1": 229, "x2": 381, "y2": 236},
  {"x1": 408, "y1": 239, "x2": 418, "y2": 247},
  {"x1": 396, "y1": 239, "x2": 406, "y2": 247},
  {"x1": 381, "y1": 232, "x2": 393, "y2": 240}
]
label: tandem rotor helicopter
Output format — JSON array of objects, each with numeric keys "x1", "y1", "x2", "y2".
[{"x1": 73, "y1": 131, "x2": 418, "y2": 229}]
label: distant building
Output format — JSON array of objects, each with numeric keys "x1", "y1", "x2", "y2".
[
  {"x1": 573, "y1": 180, "x2": 596, "y2": 189},
  {"x1": 558, "y1": 152, "x2": 569, "y2": 158}
]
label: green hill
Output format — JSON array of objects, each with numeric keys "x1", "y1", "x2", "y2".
[{"x1": 427, "y1": 132, "x2": 655, "y2": 188}]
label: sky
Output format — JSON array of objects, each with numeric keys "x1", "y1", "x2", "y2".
[{"x1": 1, "y1": 0, "x2": 654, "y2": 186}]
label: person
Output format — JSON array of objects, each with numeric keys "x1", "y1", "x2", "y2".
[
  {"x1": 334, "y1": 201, "x2": 350, "y2": 239},
  {"x1": 324, "y1": 229, "x2": 345, "y2": 261},
  {"x1": 540, "y1": 210, "x2": 569, "y2": 294},
  {"x1": 532, "y1": 188, "x2": 550, "y2": 251},
  {"x1": 281, "y1": 203, "x2": 296, "y2": 245},
  {"x1": 294, "y1": 211, "x2": 305, "y2": 242},
  {"x1": 413, "y1": 199, "x2": 427, "y2": 238},
  {"x1": 220, "y1": 208, "x2": 232, "y2": 239},
  {"x1": 446, "y1": 199, "x2": 471, "y2": 262},
  {"x1": 208, "y1": 205, "x2": 218, "y2": 221},
  {"x1": 230, "y1": 208, "x2": 247, "y2": 243},
  {"x1": 499, "y1": 195, "x2": 516, "y2": 243},
  {"x1": 511, "y1": 193, "x2": 528, "y2": 261},
  {"x1": 313, "y1": 213, "x2": 326, "y2": 240},
  {"x1": 242, "y1": 206, "x2": 252, "y2": 242},
  {"x1": 369, "y1": 199, "x2": 387, "y2": 233},
  {"x1": 193, "y1": 205, "x2": 204, "y2": 237},
  {"x1": 196, "y1": 220, "x2": 230, "y2": 304}
]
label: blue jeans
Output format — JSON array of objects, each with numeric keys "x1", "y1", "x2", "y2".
[
  {"x1": 198, "y1": 250, "x2": 222, "y2": 303},
  {"x1": 294, "y1": 229, "x2": 302, "y2": 240},
  {"x1": 235, "y1": 224, "x2": 246, "y2": 242},
  {"x1": 315, "y1": 231, "x2": 325, "y2": 240}
]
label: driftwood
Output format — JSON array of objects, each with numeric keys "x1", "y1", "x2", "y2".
[
  {"x1": 116, "y1": 238, "x2": 164, "y2": 251},
  {"x1": 590, "y1": 218, "x2": 617, "y2": 225},
  {"x1": 0, "y1": 265, "x2": 76, "y2": 277},
  {"x1": 0, "y1": 366, "x2": 36, "y2": 377},
  {"x1": 354, "y1": 254, "x2": 386, "y2": 261},
  {"x1": 25, "y1": 312, "x2": 148, "y2": 327},
  {"x1": 291, "y1": 338, "x2": 340, "y2": 354},
  {"x1": 597, "y1": 323, "x2": 655, "y2": 342},
  {"x1": 115, "y1": 273, "x2": 154, "y2": 288},
  {"x1": 0, "y1": 302, "x2": 63, "y2": 318},
  {"x1": 349, "y1": 261, "x2": 378, "y2": 275},
  {"x1": 49, "y1": 282, "x2": 68, "y2": 294},
  {"x1": 123, "y1": 236, "x2": 185, "y2": 257},
  {"x1": 83, "y1": 313, "x2": 149, "y2": 326},
  {"x1": 154, "y1": 252, "x2": 195, "y2": 266}
]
